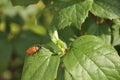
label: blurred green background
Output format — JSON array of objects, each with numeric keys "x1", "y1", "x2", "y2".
[{"x1": 0, "y1": 0, "x2": 53, "y2": 79}]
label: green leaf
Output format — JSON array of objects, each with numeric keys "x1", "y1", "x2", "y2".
[
  {"x1": 53, "y1": 0, "x2": 93, "y2": 29},
  {"x1": 64, "y1": 70, "x2": 73, "y2": 80},
  {"x1": 43, "y1": 42, "x2": 60, "y2": 54},
  {"x1": 11, "y1": 0, "x2": 39, "y2": 6},
  {"x1": 21, "y1": 47, "x2": 60, "y2": 80},
  {"x1": 112, "y1": 24, "x2": 120, "y2": 46},
  {"x1": 29, "y1": 25, "x2": 46, "y2": 35},
  {"x1": 0, "y1": 32, "x2": 12, "y2": 73},
  {"x1": 64, "y1": 35, "x2": 120, "y2": 80},
  {"x1": 91, "y1": 0, "x2": 120, "y2": 19}
]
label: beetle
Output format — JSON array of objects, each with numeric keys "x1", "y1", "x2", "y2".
[{"x1": 26, "y1": 45, "x2": 41, "y2": 55}]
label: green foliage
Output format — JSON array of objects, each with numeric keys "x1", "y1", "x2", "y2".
[
  {"x1": 21, "y1": 47, "x2": 60, "y2": 80},
  {"x1": 64, "y1": 35, "x2": 120, "y2": 80},
  {"x1": 52, "y1": 0, "x2": 93, "y2": 29},
  {"x1": 91, "y1": 0, "x2": 120, "y2": 19},
  {"x1": 0, "y1": 0, "x2": 51, "y2": 79},
  {"x1": 112, "y1": 19, "x2": 120, "y2": 46},
  {"x1": 1, "y1": 0, "x2": 120, "y2": 80}
]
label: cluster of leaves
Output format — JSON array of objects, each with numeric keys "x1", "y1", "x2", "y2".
[{"x1": 6, "y1": 0, "x2": 120, "y2": 80}]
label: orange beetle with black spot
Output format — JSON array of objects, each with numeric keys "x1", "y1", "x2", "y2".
[{"x1": 26, "y1": 45, "x2": 41, "y2": 55}]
